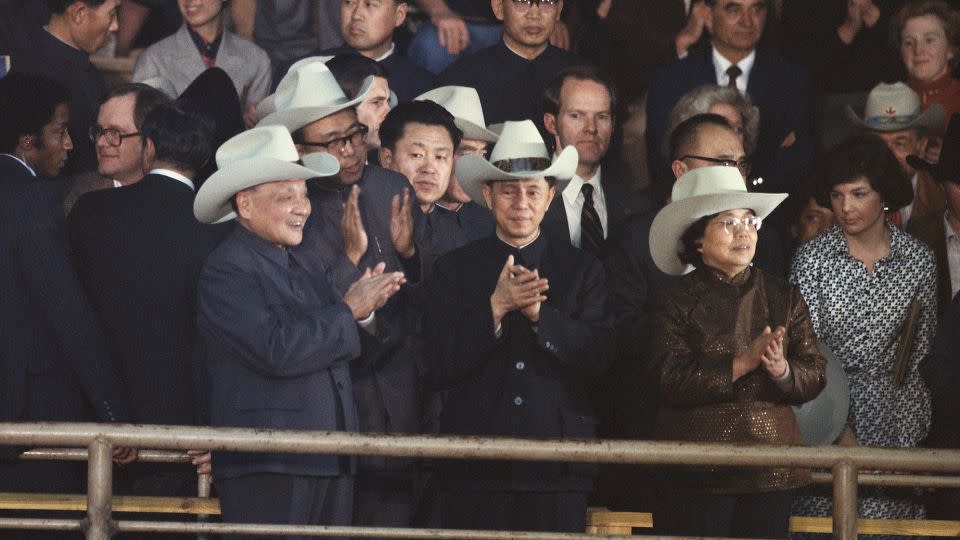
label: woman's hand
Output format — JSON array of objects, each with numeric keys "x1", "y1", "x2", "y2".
[
  {"x1": 733, "y1": 325, "x2": 786, "y2": 381},
  {"x1": 760, "y1": 327, "x2": 788, "y2": 379}
]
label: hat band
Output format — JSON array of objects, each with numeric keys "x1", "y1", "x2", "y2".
[
  {"x1": 866, "y1": 113, "x2": 919, "y2": 127},
  {"x1": 492, "y1": 157, "x2": 552, "y2": 173}
]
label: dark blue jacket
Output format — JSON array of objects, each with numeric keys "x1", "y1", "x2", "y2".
[{"x1": 318, "y1": 45, "x2": 436, "y2": 102}]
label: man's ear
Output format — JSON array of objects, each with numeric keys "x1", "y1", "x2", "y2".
[
  {"x1": 141, "y1": 138, "x2": 157, "y2": 169},
  {"x1": 545, "y1": 183, "x2": 557, "y2": 207},
  {"x1": 491, "y1": 0, "x2": 505, "y2": 22},
  {"x1": 481, "y1": 182, "x2": 494, "y2": 208},
  {"x1": 235, "y1": 191, "x2": 252, "y2": 220},
  {"x1": 394, "y1": 0, "x2": 408, "y2": 27},
  {"x1": 671, "y1": 159, "x2": 689, "y2": 180},
  {"x1": 69, "y1": 1, "x2": 87, "y2": 25},
  {"x1": 543, "y1": 113, "x2": 562, "y2": 153},
  {"x1": 379, "y1": 146, "x2": 394, "y2": 169}
]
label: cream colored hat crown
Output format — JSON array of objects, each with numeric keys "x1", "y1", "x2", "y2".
[
  {"x1": 139, "y1": 76, "x2": 178, "y2": 99},
  {"x1": 257, "y1": 61, "x2": 373, "y2": 132},
  {"x1": 455, "y1": 120, "x2": 578, "y2": 207},
  {"x1": 845, "y1": 82, "x2": 945, "y2": 132},
  {"x1": 649, "y1": 166, "x2": 787, "y2": 275},
  {"x1": 194, "y1": 125, "x2": 340, "y2": 224},
  {"x1": 416, "y1": 86, "x2": 498, "y2": 142},
  {"x1": 255, "y1": 56, "x2": 335, "y2": 121}
]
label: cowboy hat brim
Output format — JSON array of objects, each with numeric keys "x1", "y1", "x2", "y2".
[
  {"x1": 649, "y1": 190, "x2": 788, "y2": 276},
  {"x1": 194, "y1": 153, "x2": 340, "y2": 224},
  {"x1": 792, "y1": 341, "x2": 850, "y2": 445},
  {"x1": 844, "y1": 103, "x2": 945, "y2": 132},
  {"x1": 456, "y1": 145, "x2": 579, "y2": 208},
  {"x1": 258, "y1": 76, "x2": 374, "y2": 132},
  {"x1": 455, "y1": 117, "x2": 499, "y2": 143}
]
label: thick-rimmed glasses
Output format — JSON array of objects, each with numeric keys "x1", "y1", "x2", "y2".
[
  {"x1": 712, "y1": 215, "x2": 762, "y2": 234},
  {"x1": 295, "y1": 125, "x2": 368, "y2": 153},
  {"x1": 89, "y1": 126, "x2": 141, "y2": 147},
  {"x1": 681, "y1": 154, "x2": 752, "y2": 177},
  {"x1": 511, "y1": 0, "x2": 560, "y2": 10}
]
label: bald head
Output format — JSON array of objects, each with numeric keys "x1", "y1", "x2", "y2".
[{"x1": 669, "y1": 114, "x2": 745, "y2": 180}]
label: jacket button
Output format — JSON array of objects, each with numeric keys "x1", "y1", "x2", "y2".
[
  {"x1": 515, "y1": 361, "x2": 525, "y2": 370},
  {"x1": 513, "y1": 396, "x2": 523, "y2": 406}
]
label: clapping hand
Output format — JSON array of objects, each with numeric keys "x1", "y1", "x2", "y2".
[
  {"x1": 344, "y1": 262, "x2": 406, "y2": 320},
  {"x1": 490, "y1": 255, "x2": 549, "y2": 328},
  {"x1": 341, "y1": 185, "x2": 368, "y2": 266},
  {"x1": 390, "y1": 188, "x2": 416, "y2": 259}
]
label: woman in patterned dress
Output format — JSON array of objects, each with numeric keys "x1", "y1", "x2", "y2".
[{"x1": 790, "y1": 134, "x2": 937, "y2": 523}]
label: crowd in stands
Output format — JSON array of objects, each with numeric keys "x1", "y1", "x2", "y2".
[{"x1": 2, "y1": 1, "x2": 960, "y2": 539}]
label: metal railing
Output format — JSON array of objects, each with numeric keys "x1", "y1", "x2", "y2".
[{"x1": 2, "y1": 422, "x2": 960, "y2": 539}]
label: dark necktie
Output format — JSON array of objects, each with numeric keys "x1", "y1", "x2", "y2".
[
  {"x1": 727, "y1": 64, "x2": 742, "y2": 89},
  {"x1": 580, "y1": 183, "x2": 605, "y2": 258}
]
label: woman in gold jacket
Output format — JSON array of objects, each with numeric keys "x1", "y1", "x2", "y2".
[{"x1": 646, "y1": 166, "x2": 826, "y2": 539}]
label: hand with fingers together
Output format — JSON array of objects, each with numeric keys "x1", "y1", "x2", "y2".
[
  {"x1": 391, "y1": 188, "x2": 416, "y2": 259},
  {"x1": 490, "y1": 255, "x2": 549, "y2": 329},
  {"x1": 341, "y1": 185, "x2": 368, "y2": 265},
  {"x1": 760, "y1": 326, "x2": 788, "y2": 380},
  {"x1": 433, "y1": 9, "x2": 470, "y2": 54},
  {"x1": 344, "y1": 262, "x2": 406, "y2": 320},
  {"x1": 732, "y1": 325, "x2": 786, "y2": 381}
]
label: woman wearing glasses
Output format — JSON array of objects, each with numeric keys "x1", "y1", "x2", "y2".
[
  {"x1": 647, "y1": 166, "x2": 825, "y2": 539},
  {"x1": 790, "y1": 135, "x2": 936, "y2": 523}
]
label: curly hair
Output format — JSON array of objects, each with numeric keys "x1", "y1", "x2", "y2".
[
  {"x1": 891, "y1": 0, "x2": 960, "y2": 71},
  {"x1": 663, "y1": 84, "x2": 760, "y2": 159}
]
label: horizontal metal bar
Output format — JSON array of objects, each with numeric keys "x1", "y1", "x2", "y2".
[
  {"x1": 0, "y1": 517, "x2": 82, "y2": 531},
  {"x1": 20, "y1": 448, "x2": 189, "y2": 463},
  {"x1": 2, "y1": 423, "x2": 959, "y2": 473},
  {"x1": 116, "y1": 521, "x2": 608, "y2": 538},
  {"x1": 810, "y1": 471, "x2": 960, "y2": 488}
]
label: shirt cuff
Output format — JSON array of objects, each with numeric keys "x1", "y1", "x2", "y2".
[
  {"x1": 494, "y1": 322, "x2": 503, "y2": 339},
  {"x1": 774, "y1": 361, "x2": 793, "y2": 392},
  {"x1": 357, "y1": 311, "x2": 376, "y2": 333}
]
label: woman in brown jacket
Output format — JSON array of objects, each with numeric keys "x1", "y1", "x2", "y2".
[{"x1": 646, "y1": 166, "x2": 827, "y2": 539}]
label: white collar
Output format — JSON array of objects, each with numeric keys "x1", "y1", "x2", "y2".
[
  {"x1": 946, "y1": 211, "x2": 959, "y2": 240},
  {"x1": 1, "y1": 154, "x2": 36, "y2": 176},
  {"x1": 373, "y1": 43, "x2": 396, "y2": 62},
  {"x1": 712, "y1": 45, "x2": 756, "y2": 91},
  {"x1": 497, "y1": 228, "x2": 541, "y2": 250},
  {"x1": 563, "y1": 166, "x2": 602, "y2": 200},
  {"x1": 149, "y1": 168, "x2": 195, "y2": 191}
]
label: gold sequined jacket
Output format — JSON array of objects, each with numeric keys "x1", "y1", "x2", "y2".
[{"x1": 649, "y1": 266, "x2": 826, "y2": 494}]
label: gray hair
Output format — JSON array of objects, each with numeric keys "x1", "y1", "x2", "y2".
[{"x1": 662, "y1": 84, "x2": 760, "y2": 159}]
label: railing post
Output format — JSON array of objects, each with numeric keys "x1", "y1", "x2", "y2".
[
  {"x1": 832, "y1": 459, "x2": 858, "y2": 540},
  {"x1": 197, "y1": 473, "x2": 211, "y2": 540},
  {"x1": 85, "y1": 437, "x2": 114, "y2": 540}
]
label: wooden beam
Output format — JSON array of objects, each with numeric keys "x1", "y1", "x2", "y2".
[{"x1": 0, "y1": 493, "x2": 220, "y2": 516}]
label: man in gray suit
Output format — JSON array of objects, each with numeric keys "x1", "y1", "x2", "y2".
[{"x1": 194, "y1": 125, "x2": 405, "y2": 538}]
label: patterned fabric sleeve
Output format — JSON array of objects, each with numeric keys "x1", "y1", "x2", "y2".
[{"x1": 779, "y1": 285, "x2": 827, "y2": 405}]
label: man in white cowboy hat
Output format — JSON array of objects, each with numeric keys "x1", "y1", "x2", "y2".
[
  {"x1": 848, "y1": 81, "x2": 947, "y2": 227},
  {"x1": 194, "y1": 125, "x2": 406, "y2": 537},
  {"x1": 416, "y1": 85, "x2": 499, "y2": 211},
  {"x1": 258, "y1": 57, "x2": 427, "y2": 529},
  {"x1": 424, "y1": 119, "x2": 613, "y2": 533}
]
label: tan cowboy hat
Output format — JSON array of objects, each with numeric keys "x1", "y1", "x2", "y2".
[
  {"x1": 255, "y1": 56, "x2": 334, "y2": 121},
  {"x1": 194, "y1": 125, "x2": 340, "y2": 224},
  {"x1": 792, "y1": 341, "x2": 850, "y2": 445},
  {"x1": 257, "y1": 61, "x2": 373, "y2": 132},
  {"x1": 416, "y1": 86, "x2": 499, "y2": 142},
  {"x1": 845, "y1": 82, "x2": 945, "y2": 132},
  {"x1": 649, "y1": 166, "x2": 788, "y2": 276}
]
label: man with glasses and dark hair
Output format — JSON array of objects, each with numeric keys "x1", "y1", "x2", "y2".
[{"x1": 438, "y1": 0, "x2": 580, "y2": 125}]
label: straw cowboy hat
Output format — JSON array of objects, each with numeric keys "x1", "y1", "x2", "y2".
[
  {"x1": 649, "y1": 166, "x2": 788, "y2": 276},
  {"x1": 455, "y1": 120, "x2": 578, "y2": 207},
  {"x1": 845, "y1": 82, "x2": 945, "y2": 132},
  {"x1": 792, "y1": 341, "x2": 850, "y2": 445},
  {"x1": 256, "y1": 61, "x2": 373, "y2": 132},
  {"x1": 194, "y1": 125, "x2": 340, "y2": 224},
  {"x1": 416, "y1": 86, "x2": 499, "y2": 142},
  {"x1": 909, "y1": 112, "x2": 960, "y2": 183}
]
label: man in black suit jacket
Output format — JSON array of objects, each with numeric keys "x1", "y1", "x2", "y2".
[
  {"x1": 0, "y1": 73, "x2": 132, "y2": 539},
  {"x1": 426, "y1": 120, "x2": 612, "y2": 533},
  {"x1": 68, "y1": 103, "x2": 230, "y2": 498},
  {"x1": 645, "y1": 0, "x2": 814, "y2": 194}
]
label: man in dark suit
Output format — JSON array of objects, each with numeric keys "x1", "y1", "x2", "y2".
[
  {"x1": 645, "y1": 0, "x2": 813, "y2": 194},
  {"x1": 68, "y1": 102, "x2": 229, "y2": 498},
  {"x1": 426, "y1": 120, "x2": 612, "y2": 533},
  {"x1": 541, "y1": 65, "x2": 637, "y2": 259},
  {"x1": 14, "y1": 0, "x2": 120, "y2": 175},
  {"x1": 193, "y1": 125, "x2": 406, "y2": 538},
  {"x1": 438, "y1": 0, "x2": 581, "y2": 124},
  {"x1": 0, "y1": 73, "x2": 133, "y2": 540}
]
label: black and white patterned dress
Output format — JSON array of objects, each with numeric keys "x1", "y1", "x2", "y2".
[{"x1": 789, "y1": 223, "x2": 936, "y2": 522}]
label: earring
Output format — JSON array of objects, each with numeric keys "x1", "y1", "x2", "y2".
[{"x1": 883, "y1": 203, "x2": 890, "y2": 212}]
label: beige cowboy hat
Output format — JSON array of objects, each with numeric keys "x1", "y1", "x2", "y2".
[
  {"x1": 845, "y1": 82, "x2": 945, "y2": 132},
  {"x1": 792, "y1": 341, "x2": 850, "y2": 445},
  {"x1": 194, "y1": 125, "x2": 340, "y2": 224},
  {"x1": 416, "y1": 86, "x2": 499, "y2": 142},
  {"x1": 455, "y1": 120, "x2": 578, "y2": 208},
  {"x1": 649, "y1": 166, "x2": 788, "y2": 276},
  {"x1": 257, "y1": 61, "x2": 374, "y2": 132}
]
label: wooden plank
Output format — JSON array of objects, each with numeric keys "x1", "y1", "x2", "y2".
[
  {"x1": 0, "y1": 493, "x2": 220, "y2": 515},
  {"x1": 790, "y1": 516, "x2": 960, "y2": 537},
  {"x1": 585, "y1": 508, "x2": 653, "y2": 534}
]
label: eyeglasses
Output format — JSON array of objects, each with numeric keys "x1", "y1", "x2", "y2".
[
  {"x1": 681, "y1": 155, "x2": 752, "y2": 176},
  {"x1": 89, "y1": 126, "x2": 141, "y2": 147},
  {"x1": 712, "y1": 215, "x2": 763, "y2": 234},
  {"x1": 295, "y1": 125, "x2": 369, "y2": 153},
  {"x1": 510, "y1": 0, "x2": 560, "y2": 10}
]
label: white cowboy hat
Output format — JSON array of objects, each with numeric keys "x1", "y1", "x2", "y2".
[
  {"x1": 255, "y1": 56, "x2": 335, "y2": 121},
  {"x1": 792, "y1": 341, "x2": 850, "y2": 445},
  {"x1": 139, "y1": 76, "x2": 178, "y2": 99},
  {"x1": 194, "y1": 125, "x2": 340, "y2": 224},
  {"x1": 416, "y1": 86, "x2": 498, "y2": 142},
  {"x1": 845, "y1": 82, "x2": 945, "y2": 132},
  {"x1": 257, "y1": 61, "x2": 373, "y2": 132},
  {"x1": 455, "y1": 120, "x2": 578, "y2": 207},
  {"x1": 649, "y1": 166, "x2": 788, "y2": 276}
]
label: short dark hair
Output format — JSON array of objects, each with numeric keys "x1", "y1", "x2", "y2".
[
  {"x1": 379, "y1": 100, "x2": 463, "y2": 151},
  {"x1": 100, "y1": 83, "x2": 171, "y2": 130},
  {"x1": 678, "y1": 214, "x2": 716, "y2": 268},
  {"x1": 0, "y1": 72, "x2": 69, "y2": 154},
  {"x1": 47, "y1": 0, "x2": 108, "y2": 15},
  {"x1": 668, "y1": 113, "x2": 735, "y2": 161},
  {"x1": 818, "y1": 134, "x2": 914, "y2": 211},
  {"x1": 542, "y1": 64, "x2": 618, "y2": 118},
  {"x1": 140, "y1": 102, "x2": 214, "y2": 174},
  {"x1": 326, "y1": 54, "x2": 389, "y2": 99}
]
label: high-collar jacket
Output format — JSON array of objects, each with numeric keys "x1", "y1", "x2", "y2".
[
  {"x1": 319, "y1": 45, "x2": 436, "y2": 103},
  {"x1": 425, "y1": 233, "x2": 613, "y2": 491},
  {"x1": 67, "y1": 173, "x2": 231, "y2": 426},
  {"x1": 907, "y1": 211, "x2": 954, "y2": 317}
]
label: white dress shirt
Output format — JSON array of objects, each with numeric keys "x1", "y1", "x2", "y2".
[
  {"x1": 712, "y1": 46, "x2": 756, "y2": 95},
  {"x1": 561, "y1": 167, "x2": 608, "y2": 248},
  {"x1": 944, "y1": 212, "x2": 960, "y2": 300},
  {"x1": 900, "y1": 173, "x2": 919, "y2": 226}
]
